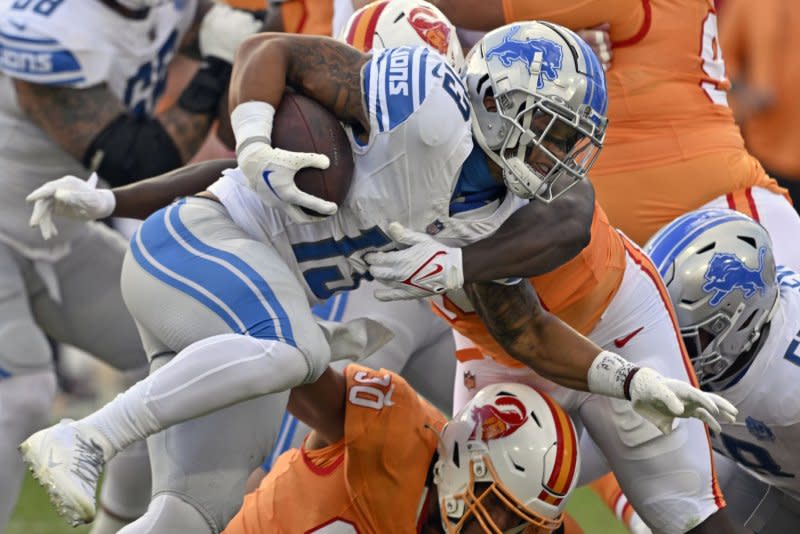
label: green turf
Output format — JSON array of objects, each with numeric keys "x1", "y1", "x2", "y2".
[
  {"x1": 10, "y1": 473, "x2": 628, "y2": 533},
  {"x1": 8, "y1": 472, "x2": 90, "y2": 534}
]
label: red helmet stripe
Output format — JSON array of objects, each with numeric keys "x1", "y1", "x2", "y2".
[
  {"x1": 539, "y1": 392, "x2": 577, "y2": 503},
  {"x1": 346, "y1": 0, "x2": 389, "y2": 52}
]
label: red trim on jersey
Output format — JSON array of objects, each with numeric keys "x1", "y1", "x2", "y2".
[
  {"x1": 620, "y1": 235, "x2": 726, "y2": 509},
  {"x1": 613, "y1": 0, "x2": 652, "y2": 48},
  {"x1": 726, "y1": 193, "x2": 736, "y2": 210},
  {"x1": 301, "y1": 444, "x2": 345, "y2": 476},
  {"x1": 745, "y1": 188, "x2": 761, "y2": 221}
]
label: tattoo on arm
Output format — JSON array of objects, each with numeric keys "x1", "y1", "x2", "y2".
[
  {"x1": 156, "y1": 105, "x2": 213, "y2": 163},
  {"x1": 286, "y1": 37, "x2": 370, "y2": 131},
  {"x1": 464, "y1": 280, "x2": 543, "y2": 363},
  {"x1": 13, "y1": 80, "x2": 126, "y2": 162}
]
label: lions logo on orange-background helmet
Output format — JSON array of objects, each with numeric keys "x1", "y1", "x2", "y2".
[
  {"x1": 434, "y1": 383, "x2": 580, "y2": 533},
  {"x1": 340, "y1": 0, "x2": 464, "y2": 69}
]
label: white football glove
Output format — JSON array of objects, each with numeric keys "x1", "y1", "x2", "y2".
[
  {"x1": 588, "y1": 351, "x2": 737, "y2": 435},
  {"x1": 199, "y1": 4, "x2": 263, "y2": 64},
  {"x1": 364, "y1": 222, "x2": 464, "y2": 301},
  {"x1": 233, "y1": 102, "x2": 337, "y2": 224},
  {"x1": 26, "y1": 173, "x2": 115, "y2": 240}
]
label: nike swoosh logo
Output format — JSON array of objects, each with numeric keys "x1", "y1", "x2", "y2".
[
  {"x1": 9, "y1": 20, "x2": 26, "y2": 31},
  {"x1": 613, "y1": 326, "x2": 644, "y2": 348},
  {"x1": 48, "y1": 449, "x2": 62, "y2": 468},
  {"x1": 416, "y1": 262, "x2": 443, "y2": 281}
]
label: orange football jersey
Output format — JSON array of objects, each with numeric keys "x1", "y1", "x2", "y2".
[
  {"x1": 223, "y1": 365, "x2": 445, "y2": 534},
  {"x1": 501, "y1": 0, "x2": 787, "y2": 244},
  {"x1": 433, "y1": 202, "x2": 626, "y2": 368}
]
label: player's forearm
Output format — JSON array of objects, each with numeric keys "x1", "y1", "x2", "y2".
[
  {"x1": 433, "y1": 0, "x2": 504, "y2": 30},
  {"x1": 462, "y1": 181, "x2": 594, "y2": 281},
  {"x1": 287, "y1": 368, "x2": 347, "y2": 446},
  {"x1": 112, "y1": 159, "x2": 236, "y2": 219},
  {"x1": 465, "y1": 280, "x2": 597, "y2": 391},
  {"x1": 229, "y1": 34, "x2": 369, "y2": 129}
]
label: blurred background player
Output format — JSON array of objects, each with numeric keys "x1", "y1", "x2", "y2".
[
  {"x1": 0, "y1": 0, "x2": 260, "y2": 531},
  {"x1": 591, "y1": 209, "x2": 800, "y2": 533},
  {"x1": 225, "y1": 368, "x2": 581, "y2": 534},
  {"x1": 430, "y1": 0, "x2": 800, "y2": 272},
  {"x1": 718, "y1": 0, "x2": 800, "y2": 212}
]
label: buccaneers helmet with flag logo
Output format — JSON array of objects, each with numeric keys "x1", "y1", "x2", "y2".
[
  {"x1": 434, "y1": 383, "x2": 580, "y2": 533},
  {"x1": 340, "y1": 0, "x2": 464, "y2": 69}
]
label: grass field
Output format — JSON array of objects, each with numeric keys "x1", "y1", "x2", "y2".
[{"x1": 9, "y1": 472, "x2": 629, "y2": 534}]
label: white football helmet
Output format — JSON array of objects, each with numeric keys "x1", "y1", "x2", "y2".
[
  {"x1": 645, "y1": 209, "x2": 780, "y2": 389},
  {"x1": 434, "y1": 383, "x2": 580, "y2": 533},
  {"x1": 463, "y1": 22, "x2": 608, "y2": 201},
  {"x1": 340, "y1": 0, "x2": 464, "y2": 69}
]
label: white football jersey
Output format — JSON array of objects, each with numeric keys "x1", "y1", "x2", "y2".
[
  {"x1": 0, "y1": 0, "x2": 196, "y2": 251},
  {"x1": 209, "y1": 47, "x2": 525, "y2": 304},
  {"x1": 710, "y1": 267, "x2": 800, "y2": 499}
]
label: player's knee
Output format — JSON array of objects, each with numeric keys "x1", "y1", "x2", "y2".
[
  {"x1": 117, "y1": 494, "x2": 213, "y2": 534},
  {"x1": 0, "y1": 319, "x2": 52, "y2": 375},
  {"x1": 287, "y1": 322, "x2": 331, "y2": 384}
]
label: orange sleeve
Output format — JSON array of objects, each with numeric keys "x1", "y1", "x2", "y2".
[
  {"x1": 343, "y1": 366, "x2": 444, "y2": 529},
  {"x1": 501, "y1": 0, "x2": 644, "y2": 43}
]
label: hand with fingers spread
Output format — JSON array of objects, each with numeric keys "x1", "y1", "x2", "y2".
[
  {"x1": 233, "y1": 102, "x2": 337, "y2": 223},
  {"x1": 364, "y1": 222, "x2": 464, "y2": 301},
  {"x1": 26, "y1": 173, "x2": 115, "y2": 240},
  {"x1": 588, "y1": 351, "x2": 737, "y2": 435}
]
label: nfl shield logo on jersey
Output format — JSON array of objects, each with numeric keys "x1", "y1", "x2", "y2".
[{"x1": 745, "y1": 416, "x2": 775, "y2": 442}]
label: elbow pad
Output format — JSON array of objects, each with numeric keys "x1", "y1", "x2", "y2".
[{"x1": 83, "y1": 114, "x2": 183, "y2": 187}]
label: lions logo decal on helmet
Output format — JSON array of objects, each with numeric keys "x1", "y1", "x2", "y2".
[
  {"x1": 485, "y1": 25, "x2": 564, "y2": 89},
  {"x1": 702, "y1": 248, "x2": 768, "y2": 306}
]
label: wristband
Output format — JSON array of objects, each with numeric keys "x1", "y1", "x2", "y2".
[
  {"x1": 177, "y1": 57, "x2": 233, "y2": 115},
  {"x1": 231, "y1": 101, "x2": 276, "y2": 155},
  {"x1": 586, "y1": 350, "x2": 640, "y2": 400}
]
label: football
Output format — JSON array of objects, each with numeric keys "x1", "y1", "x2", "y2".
[{"x1": 272, "y1": 92, "x2": 354, "y2": 215}]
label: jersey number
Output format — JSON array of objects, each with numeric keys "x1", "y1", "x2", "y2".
[
  {"x1": 700, "y1": 12, "x2": 729, "y2": 106},
  {"x1": 11, "y1": 0, "x2": 63, "y2": 16},
  {"x1": 291, "y1": 226, "x2": 393, "y2": 300},
  {"x1": 717, "y1": 432, "x2": 794, "y2": 479},
  {"x1": 348, "y1": 371, "x2": 395, "y2": 411},
  {"x1": 433, "y1": 63, "x2": 470, "y2": 121},
  {"x1": 124, "y1": 30, "x2": 178, "y2": 117},
  {"x1": 783, "y1": 329, "x2": 800, "y2": 367}
]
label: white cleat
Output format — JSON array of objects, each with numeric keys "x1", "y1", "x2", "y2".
[{"x1": 19, "y1": 419, "x2": 112, "y2": 526}]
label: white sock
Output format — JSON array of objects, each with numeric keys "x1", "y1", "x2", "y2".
[{"x1": 77, "y1": 334, "x2": 309, "y2": 454}]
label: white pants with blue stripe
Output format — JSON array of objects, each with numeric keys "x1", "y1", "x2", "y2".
[{"x1": 115, "y1": 197, "x2": 331, "y2": 532}]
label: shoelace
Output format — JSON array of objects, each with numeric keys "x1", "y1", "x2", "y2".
[{"x1": 71, "y1": 434, "x2": 104, "y2": 492}]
